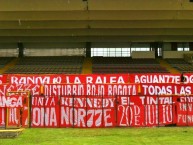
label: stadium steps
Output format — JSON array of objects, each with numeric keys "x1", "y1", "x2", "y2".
[
  {"x1": 158, "y1": 59, "x2": 180, "y2": 74},
  {"x1": 0, "y1": 58, "x2": 18, "y2": 74},
  {"x1": 82, "y1": 57, "x2": 92, "y2": 74}
]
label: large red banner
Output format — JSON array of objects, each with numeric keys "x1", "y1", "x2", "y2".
[
  {"x1": 140, "y1": 83, "x2": 193, "y2": 96},
  {"x1": 117, "y1": 95, "x2": 175, "y2": 127},
  {"x1": 0, "y1": 84, "x2": 41, "y2": 96},
  {"x1": 6, "y1": 73, "x2": 193, "y2": 84},
  {"x1": 0, "y1": 107, "x2": 6, "y2": 127},
  {"x1": 31, "y1": 96, "x2": 59, "y2": 128},
  {"x1": 0, "y1": 75, "x2": 7, "y2": 84},
  {"x1": 43, "y1": 84, "x2": 139, "y2": 96},
  {"x1": 28, "y1": 95, "x2": 179, "y2": 128},
  {"x1": 0, "y1": 93, "x2": 29, "y2": 128},
  {"x1": 176, "y1": 96, "x2": 193, "y2": 126},
  {"x1": 1, "y1": 74, "x2": 193, "y2": 128},
  {"x1": 8, "y1": 74, "x2": 130, "y2": 85}
]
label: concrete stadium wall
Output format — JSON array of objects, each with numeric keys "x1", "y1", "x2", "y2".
[
  {"x1": 163, "y1": 51, "x2": 193, "y2": 59},
  {"x1": 131, "y1": 51, "x2": 155, "y2": 59}
]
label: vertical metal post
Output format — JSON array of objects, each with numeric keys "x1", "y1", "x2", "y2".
[
  {"x1": 72, "y1": 95, "x2": 75, "y2": 128},
  {"x1": 5, "y1": 107, "x2": 7, "y2": 129},
  {"x1": 43, "y1": 96, "x2": 46, "y2": 128},
  {"x1": 157, "y1": 95, "x2": 159, "y2": 127},
  {"x1": 86, "y1": 95, "x2": 88, "y2": 127},
  {"x1": 172, "y1": 95, "x2": 174, "y2": 125},
  {"x1": 186, "y1": 95, "x2": 188, "y2": 126},
  {"x1": 129, "y1": 95, "x2": 131, "y2": 127},
  {"x1": 146, "y1": 96, "x2": 148, "y2": 127},
  {"x1": 58, "y1": 96, "x2": 61, "y2": 128},
  {"x1": 115, "y1": 95, "x2": 118, "y2": 127},
  {"x1": 102, "y1": 95, "x2": 104, "y2": 127},
  {"x1": 29, "y1": 94, "x2": 32, "y2": 128},
  {"x1": 144, "y1": 95, "x2": 146, "y2": 127}
]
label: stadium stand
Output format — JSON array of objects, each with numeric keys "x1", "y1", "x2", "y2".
[
  {"x1": 165, "y1": 58, "x2": 193, "y2": 73},
  {"x1": 0, "y1": 57, "x2": 14, "y2": 69},
  {"x1": 4, "y1": 56, "x2": 84, "y2": 74},
  {"x1": 92, "y1": 57, "x2": 169, "y2": 74}
]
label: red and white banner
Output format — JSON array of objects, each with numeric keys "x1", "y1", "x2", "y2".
[
  {"x1": 60, "y1": 96, "x2": 115, "y2": 128},
  {"x1": 117, "y1": 95, "x2": 175, "y2": 127},
  {"x1": 1, "y1": 73, "x2": 193, "y2": 128},
  {"x1": 8, "y1": 74, "x2": 130, "y2": 85},
  {"x1": 176, "y1": 96, "x2": 193, "y2": 126},
  {"x1": 31, "y1": 96, "x2": 59, "y2": 128},
  {"x1": 0, "y1": 75, "x2": 7, "y2": 84},
  {"x1": 140, "y1": 83, "x2": 193, "y2": 96},
  {"x1": 0, "y1": 84, "x2": 41, "y2": 96},
  {"x1": 28, "y1": 95, "x2": 179, "y2": 128},
  {"x1": 4, "y1": 73, "x2": 193, "y2": 84},
  {"x1": 3, "y1": 93, "x2": 29, "y2": 128},
  {"x1": 0, "y1": 107, "x2": 6, "y2": 127},
  {"x1": 130, "y1": 73, "x2": 193, "y2": 84},
  {"x1": 130, "y1": 74, "x2": 181, "y2": 83},
  {"x1": 43, "y1": 84, "x2": 139, "y2": 96}
]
